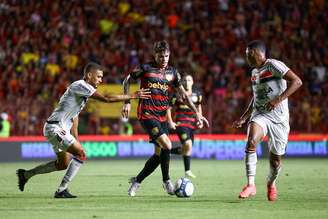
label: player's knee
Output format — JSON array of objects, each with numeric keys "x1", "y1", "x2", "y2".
[
  {"x1": 270, "y1": 158, "x2": 281, "y2": 168},
  {"x1": 56, "y1": 161, "x2": 69, "y2": 170},
  {"x1": 76, "y1": 149, "x2": 87, "y2": 161},
  {"x1": 246, "y1": 138, "x2": 257, "y2": 153}
]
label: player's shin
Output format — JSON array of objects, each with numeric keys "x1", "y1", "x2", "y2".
[
  {"x1": 160, "y1": 148, "x2": 171, "y2": 181},
  {"x1": 57, "y1": 157, "x2": 84, "y2": 192},
  {"x1": 24, "y1": 160, "x2": 58, "y2": 179},
  {"x1": 136, "y1": 154, "x2": 160, "y2": 183},
  {"x1": 267, "y1": 164, "x2": 281, "y2": 186},
  {"x1": 245, "y1": 152, "x2": 257, "y2": 185}
]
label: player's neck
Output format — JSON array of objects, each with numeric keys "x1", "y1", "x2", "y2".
[{"x1": 256, "y1": 58, "x2": 267, "y2": 68}]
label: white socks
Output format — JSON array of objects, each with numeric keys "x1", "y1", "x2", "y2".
[
  {"x1": 267, "y1": 165, "x2": 281, "y2": 186},
  {"x1": 24, "y1": 161, "x2": 57, "y2": 180},
  {"x1": 57, "y1": 158, "x2": 84, "y2": 192},
  {"x1": 245, "y1": 152, "x2": 257, "y2": 185}
]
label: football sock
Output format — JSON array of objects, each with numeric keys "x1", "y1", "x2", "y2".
[
  {"x1": 170, "y1": 147, "x2": 181, "y2": 154},
  {"x1": 245, "y1": 152, "x2": 257, "y2": 185},
  {"x1": 183, "y1": 155, "x2": 191, "y2": 171},
  {"x1": 24, "y1": 160, "x2": 57, "y2": 180},
  {"x1": 136, "y1": 154, "x2": 160, "y2": 183},
  {"x1": 267, "y1": 165, "x2": 281, "y2": 186},
  {"x1": 57, "y1": 157, "x2": 83, "y2": 192},
  {"x1": 160, "y1": 149, "x2": 171, "y2": 182}
]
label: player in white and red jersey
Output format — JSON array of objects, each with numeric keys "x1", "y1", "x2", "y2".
[
  {"x1": 233, "y1": 40, "x2": 302, "y2": 201},
  {"x1": 17, "y1": 62, "x2": 150, "y2": 198}
]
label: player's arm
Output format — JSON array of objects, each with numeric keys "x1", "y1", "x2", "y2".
[
  {"x1": 265, "y1": 70, "x2": 302, "y2": 111},
  {"x1": 167, "y1": 107, "x2": 177, "y2": 130},
  {"x1": 175, "y1": 85, "x2": 209, "y2": 128},
  {"x1": 71, "y1": 116, "x2": 79, "y2": 140},
  {"x1": 90, "y1": 88, "x2": 150, "y2": 103},
  {"x1": 232, "y1": 97, "x2": 254, "y2": 128}
]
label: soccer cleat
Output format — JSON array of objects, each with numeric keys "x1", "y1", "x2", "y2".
[
  {"x1": 163, "y1": 180, "x2": 175, "y2": 195},
  {"x1": 267, "y1": 184, "x2": 277, "y2": 201},
  {"x1": 54, "y1": 189, "x2": 77, "y2": 198},
  {"x1": 185, "y1": 170, "x2": 197, "y2": 179},
  {"x1": 238, "y1": 185, "x2": 256, "y2": 199},
  {"x1": 128, "y1": 177, "x2": 140, "y2": 197},
  {"x1": 16, "y1": 169, "x2": 28, "y2": 192}
]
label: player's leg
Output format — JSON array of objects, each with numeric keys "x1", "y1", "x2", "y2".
[
  {"x1": 16, "y1": 134, "x2": 71, "y2": 192},
  {"x1": 239, "y1": 121, "x2": 265, "y2": 199},
  {"x1": 54, "y1": 140, "x2": 86, "y2": 198},
  {"x1": 180, "y1": 127, "x2": 195, "y2": 178},
  {"x1": 156, "y1": 133, "x2": 174, "y2": 195},
  {"x1": 266, "y1": 122, "x2": 289, "y2": 201},
  {"x1": 128, "y1": 145, "x2": 161, "y2": 197},
  {"x1": 128, "y1": 120, "x2": 163, "y2": 196}
]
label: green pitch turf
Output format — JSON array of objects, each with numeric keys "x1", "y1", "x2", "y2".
[{"x1": 0, "y1": 159, "x2": 327, "y2": 219}]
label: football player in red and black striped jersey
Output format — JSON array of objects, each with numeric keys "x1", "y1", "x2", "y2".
[
  {"x1": 122, "y1": 41, "x2": 209, "y2": 196},
  {"x1": 167, "y1": 75, "x2": 204, "y2": 178}
]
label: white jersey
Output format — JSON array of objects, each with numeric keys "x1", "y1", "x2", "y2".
[
  {"x1": 250, "y1": 59, "x2": 290, "y2": 123},
  {"x1": 47, "y1": 80, "x2": 96, "y2": 130}
]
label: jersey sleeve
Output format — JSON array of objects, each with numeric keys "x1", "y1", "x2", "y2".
[
  {"x1": 70, "y1": 81, "x2": 96, "y2": 98},
  {"x1": 172, "y1": 68, "x2": 182, "y2": 88},
  {"x1": 129, "y1": 64, "x2": 145, "y2": 80},
  {"x1": 269, "y1": 59, "x2": 290, "y2": 77}
]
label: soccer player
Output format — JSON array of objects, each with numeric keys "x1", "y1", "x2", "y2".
[
  {"x1": 232, "y1": 40, "x2": 302, "y2": 201},
  {"x1": 16, "y1": 62, "x2": 150, "y2": 198},
  {"x1": 122, "y1": 41, "x2": 208, "y2": 197},
  {"x1": 167, "y1": 75, "x2": 203, "y2": 178}
]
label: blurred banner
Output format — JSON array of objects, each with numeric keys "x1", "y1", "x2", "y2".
[
  {"x1": 87, "y1": 84, "x2": 140, "y2": 118},
  {"x1": 0, "y1": 135, "x2": 327, "y2": 162}
]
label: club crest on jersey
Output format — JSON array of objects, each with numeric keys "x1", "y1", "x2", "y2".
[{"x1": 164, "y1": 73, "x2": 173, "y2": 81}]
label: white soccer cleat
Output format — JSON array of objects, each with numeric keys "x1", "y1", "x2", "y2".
[
  {"x1": 128, "y1": 177, "x2": 140, "y2": 197},
  {"x1": 185, "y1": 170, "x2": 197, "y2": 179},
  {"x1": 163, "y1": 180, "x2": 175, "y2": 195}
]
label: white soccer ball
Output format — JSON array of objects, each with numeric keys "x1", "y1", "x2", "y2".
[{"x1": 174, "y1": 177, "x2": 194, "y2": 198}]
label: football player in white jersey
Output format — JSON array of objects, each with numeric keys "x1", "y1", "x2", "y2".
[
  {"x1": 17, "y1": 62, "x2": 150, "y2": 198},
  {"x1": 232, "y1": 40, "x2": 302, "y2": 201}
]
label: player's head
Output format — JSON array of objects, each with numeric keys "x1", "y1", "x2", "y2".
[
  {"x1": 153, "y1": 40, "x2": 170, "y2": 68},
  {"x1": 246, "y1": 40, "x2": 266, "y2": 67},
  {"x1": 83, "y1": 62, "x2": 103, "y2": 88},
  {"x1": 182, "y1": 74, "x2": 193, "y2": 91}
]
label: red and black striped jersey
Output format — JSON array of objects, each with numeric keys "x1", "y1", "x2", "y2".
[
  {"x1": 130, "y1": 62, "x2": 181, "y2": 122},
  {"x1": 170, "y1": 90, "x2": 202, "y2": 130}
]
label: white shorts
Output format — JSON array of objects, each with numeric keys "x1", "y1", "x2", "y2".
[
  {"x1": 250, "y1": 114, "x2": 290, "y2": 156},
  {"x1": 43, "y1": 123, "x2": 76, "y2": 153}
]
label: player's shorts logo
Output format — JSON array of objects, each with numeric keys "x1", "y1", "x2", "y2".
[
  {"x1": 181, "y1": 133, "x2": 188, "y2": 140},
  {"x1": 151, "y1": 127, "x2": 159, "y2": 135}
]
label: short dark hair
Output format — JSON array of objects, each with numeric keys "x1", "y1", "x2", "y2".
[
  {"x1": 247, "y1": 40, "x2": 266, "y2": 54},
  {"x1": 83, "y1": 62, "x2": 102, "y2": 76},
  {"x1": 153, "y1": 40, "x2": 170, "y2": 53}
]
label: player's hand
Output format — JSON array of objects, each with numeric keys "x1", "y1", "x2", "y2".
[
  {"x1": 196, "y1": 113, "x2": 209, "y2": 128},
  {"x1": 265, "y1": 97, "x2": 281, "y2": 111},
  {"x1": 168, "y1": 121, "x2": 177, "y2": 130},
  {"x1": 121, "y1": 103, "x2": 131, "y2": 119},
  {"x1": 232, "y1": 118, "x2": 246, "y2": 128},
  {"x1": 133, "y1": 88, "x2": 151, "y2": 99}
]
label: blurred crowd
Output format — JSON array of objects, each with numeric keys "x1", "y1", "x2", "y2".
[{"x1": 0, "y1": 0, "x2": 327, "y2": 136}]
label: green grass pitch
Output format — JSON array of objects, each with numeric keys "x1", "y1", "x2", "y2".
[{"x1": 0, "y1": 159, "x2": 327, "y2": 219}]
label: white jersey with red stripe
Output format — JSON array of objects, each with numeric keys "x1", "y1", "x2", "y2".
[
  {"x1": 47, "y1": 80, "x2": 96, "y2": 130},
  {"x1": 250, "y1": 58, "x2": 290, "y2": 123}
]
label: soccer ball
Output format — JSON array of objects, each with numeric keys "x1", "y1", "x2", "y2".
[{"x1": 174, "y1": 177, "x2": 194, "y2": 198}]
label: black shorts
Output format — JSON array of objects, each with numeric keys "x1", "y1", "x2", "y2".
[
  {"x1": 176, "y1": 126, "x2": 194, "y2": 144},
  {"x1": 140, "y1": 119, "x2": 169, "y2": 144}
]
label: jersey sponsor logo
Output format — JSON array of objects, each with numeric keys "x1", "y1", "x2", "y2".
[{"x1": 147, "y1": 81, "x2": 169, "y2": 91}]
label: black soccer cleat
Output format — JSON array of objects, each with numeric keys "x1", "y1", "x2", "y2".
[
  {"x1": 16, "y1": 169, "x2": 28, "y2": 192},
  {"x1": 54, "y1": 189, "x2": 77, "y2": 198}
]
